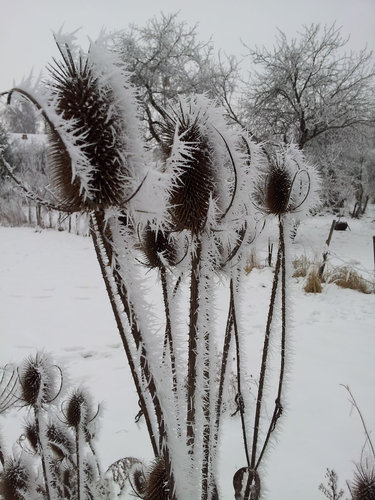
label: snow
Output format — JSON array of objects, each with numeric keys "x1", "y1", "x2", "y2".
[{"x1": 0, "y1": 208, "x2": 374, "y2": 499}]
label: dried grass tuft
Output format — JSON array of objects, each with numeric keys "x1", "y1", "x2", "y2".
[
  {"x1": 325, "y1": 266, "x2": 371, "y2": 294},
  {"x1": 292, "y1": 255, "x2": 311, "y2": 278},
  {"x1": 304, "y1": 268, "x2": 322, "y2": 293}
]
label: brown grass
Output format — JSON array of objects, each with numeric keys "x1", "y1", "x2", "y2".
[
  {"x1": 325, "y1": 266, "x2": 372, "y2": 294},
  {"x1": 292, "y1": 255, "x2": 311, "y2": 278},
  {"x1": 304, "y1": 268, "x2": 322, "y2": 293}
]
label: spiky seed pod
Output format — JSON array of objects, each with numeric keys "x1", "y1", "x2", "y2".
[
  {"x1": 46, "y1": 40, "x2": 133, "y2": 209},
  {"x1": 47, "y1": 423, "x2": 74, "y2": 460},
  {"x1": 0, "y1": 457, "x2": 32, "y2": 500},
  {"x1": 65, "y1": 390, "x2": 87, "y2": 428},
  {"x1": 140, "y1": 226, "x2": 178, "y2": 269},
  {"x1": 254, "y1": 145, "x2": 319, "y2": 218},
  {"x1": 351, "y1": 465, "x2": 375, "y2": 500},
  {"x1": 264, "y1": 164, "x2": 293, "y2": 215},
  {"x1": 19, "y1": 354, "x2": 56, "y2": 407},
  {"x1": 144, "y1": 458, "x2": 169, "y2": 500},
  {"x1": 160, "y1": 107, "x2": 216, "y2": 234},
  {"x1": 23, "y1": 421, "x2": 38, "y2": 453}
]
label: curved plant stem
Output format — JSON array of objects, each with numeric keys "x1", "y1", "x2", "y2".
[
  {"x1": 250, "y1": 231, "x2": 282, "y2": 470},
  {"x1": 90, "y1": 212, "x2": 158, "y2": 456},
  {"x1": 160, "y1": 267, "x2": 178, "y2": 396},
  {"x1": 255, "y1": 217, "x2": 286, "y2": 469},
  {"x1": 91, "y1": 212, "x2": 177, "y2": 499},
  {"x1": 231, "y1": 278, "x2": 251, "y2": 469},
  {"x1": 214, "y1": 282, "x2": 234, "y2": 443}
]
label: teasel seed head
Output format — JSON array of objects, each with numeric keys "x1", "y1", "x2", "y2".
[
  {"x1": 19, "y1": 353, "x2": 57, "y2": 408},
  {"x1": 47, "y1": 422, "x2": 74, "y2": 460},
  {"x1": 144, "y1": 458, "x2": 169, "y2": 500},
  {"x1": 259, "y1": 161, "x2": 293, "y2": 216},
  {"x1": 160, "y1": 102, "x2": 217, "y2": 234},
  {"x1": 140, "y1": 225, "x2": 178, "y2": 269},
  {"x1": 254, "y1": 144, "x2": 319, "y2": 218},
  {"x1": 65, "y1": 390, "x2": 87, "y2": 429},
  {"x1": 0, "y1": 456, "x2": 32, "y2": 500},
  {"x1": 351, "y1": 464, "x2": 375, "y2": 500},
  {"x1": 41, "y1": 36, "x2": 148, "y2": 212},
  {"x1": 23, "y1": 421, "x2": 38, "y2": 453}
]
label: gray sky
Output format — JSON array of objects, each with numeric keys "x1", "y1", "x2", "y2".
[{"x1": 1, "y1": 0, "x2": 374, "y2": 92}]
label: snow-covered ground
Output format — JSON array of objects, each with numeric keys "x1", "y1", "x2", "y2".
[{"x1": 0, "y1": 209, "x2": 374, "y2": 499}]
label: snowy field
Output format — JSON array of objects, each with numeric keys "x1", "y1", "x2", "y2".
[{"x1": 0, "y1": 209, "x2": 374, "y2": 499}]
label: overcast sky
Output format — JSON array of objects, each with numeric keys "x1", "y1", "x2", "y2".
[{"x1": 1, "y1": 0, "x2": 374, "y2": 92}]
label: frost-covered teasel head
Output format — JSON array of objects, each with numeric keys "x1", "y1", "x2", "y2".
[
  {"x1": 159, "y1": 96, "x2": 217, "y2": 234},
  {"x1": 19, "y1": 353, "x2": 61, "y2": 409},
  {"x1": 45, "y1": 33, "x2": 149, "y2": 210},
  {"x1": 160, "y1": 96, "x2": 260, "y2": 260},
  {"x1": 254, "y1": 144, "x2": 319, "y2": 217},
  {"x1": 63, "y1": 388, "x2": 100, "y2": 440},
  {"x1": 46, "y1": 422, "x2": 75, "y2": 460},
  {"x1": 0, "y1": 456, "x2": 35, "y2": 500},
  {"x1": 7, "y1": 31, "x2": 150, "y2": 213},
  {"x1": 138, "y1": 225, "x2": 181, "y2": 270}
]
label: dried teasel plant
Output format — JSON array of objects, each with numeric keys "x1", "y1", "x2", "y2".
[
  {"x1": 61, "y1": 388, "x2": 101, "y2": 500},
  {"x1": 1, "y1": 30, "x2": 324, "y2": 499},
  {"x1": 17, "y1": 353, "x2": 63, "y2": 500},
  {"x1": 230, "y1": 145, "x2": 319, "y2": 499}
]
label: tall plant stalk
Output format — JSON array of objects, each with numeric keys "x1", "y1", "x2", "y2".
[
  {"x1": 91, "y1": 211, "x2": 177, "y2": 499},
  {"x1": 186, "y1": 236, "x2": 202, "y2": 452}
]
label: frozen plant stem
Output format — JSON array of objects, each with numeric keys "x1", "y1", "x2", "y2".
[
  {"x1": 187, "y1": 236, "x2": 202, "y2": 452},
  {"x1": 91, "y1": 212, "x2": 176, "y2": 499},
  {"x1": 201, "y1": 280, "x2": 212, "y2": 500},
  {"x1": 214, "y1": 286, "x2": 234, "y2": 439},
  {"x1": 250, "y1": 217, "x2": 283, "y2": 470},
  {"x1": 160, "y1": 267, "x2": 178, "y2": 397},
  {"x1": 75, "y1": 427, "x2": 82, "y2": 500},
  {"x1": 34, "y1": 408, "x2": 52, "y2": 500},
  {"x1": 90, "y1": 212, "x2": 158, "y2": 455},
  {"x1": 256, "y1": 217, "x2": 287, "y2": 469},
  {"x1": 232, "y1": 278, "x2": 251, "y2": 470}
]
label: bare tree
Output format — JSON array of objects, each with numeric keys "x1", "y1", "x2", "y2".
[
  {"x1": 114, "y1": 12, "x2": 239, "y2": 143},
  {"x1": 241, "y1": 23, "x2": 375, "y2": 148},
  {"x1": 306, "y1": 123, "x2": 375, "y2": 211}
]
